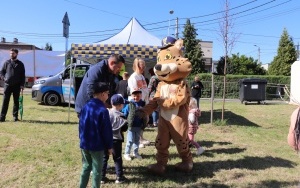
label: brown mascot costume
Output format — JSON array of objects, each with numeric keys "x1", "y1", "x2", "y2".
[{"x1": 141, "y1": 36, "x2": 193, "y2": 175}]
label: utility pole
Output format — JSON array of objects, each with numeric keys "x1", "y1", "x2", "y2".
[
  {"x1": 254, "y1": 45, "x2": 260, "y2": 64},
  {"x1": 175, "y1": 17, "x2": 179, "y2": 39},
  {"x1": 168, "y1": 10, "x2": 174, "y2": 36}
]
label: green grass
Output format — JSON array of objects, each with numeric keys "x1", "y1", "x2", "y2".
[{"x1": 0, "y1": 95, "x2": 299, "y2": 187}]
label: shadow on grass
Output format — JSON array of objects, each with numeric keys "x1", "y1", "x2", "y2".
[
  {"x1": 200, "y1": 109, "x2": 259, "y2": 127},
  {"x1": 194, "y1": 156, "x2": 296, "y2": 178},
  {"x1": 21, "y1": 120, "x2": 78, "y2": 125},
  {"x1": 115, "y1": 156, "x2": 296, "y2": 187},
  {"x1": 251, "y1": 180, "x2": 300, "y2": 188}
]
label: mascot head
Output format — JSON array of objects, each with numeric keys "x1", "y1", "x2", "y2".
[{"x1": 154, "y1": 36, "x2": 192, "y2": 81}]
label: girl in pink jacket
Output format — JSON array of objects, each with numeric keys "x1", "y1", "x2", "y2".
[{"x1": 188, "y1": 97, "x2": 205, "y2": 155}]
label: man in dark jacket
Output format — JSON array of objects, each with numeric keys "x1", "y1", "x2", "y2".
[
  {"x1": 0, "y1": 48, "x2": 25, "y2": 122},
  {"x1": 191, "y1": 76, "x2": 204, "y2": 108},
  {"x1": 75, "y1": 54, "x2": 125, "y2": 115}
]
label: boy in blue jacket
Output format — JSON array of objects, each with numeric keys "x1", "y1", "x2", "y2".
[{"x1": 79, "y1": 82, "x2": 113, "y2": 188}]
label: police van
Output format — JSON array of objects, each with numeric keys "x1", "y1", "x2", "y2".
[{"x1": 31, "y1": 63, "x2": 90, "y2": 106}]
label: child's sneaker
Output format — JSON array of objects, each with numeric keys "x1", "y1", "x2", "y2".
[
  {"x1": 115, "y1": 175, "x2": 128, "y2": 184},
  {"x1": 123, "y1": 154, "x2": 132, "y2": 161},
  {"x1": 196, "y1": 147, "x2": 205, "y2": 155},
  {"x1": 133, "y1": 153, "x2": 142, "y2": 159},
  {"x1": 140, "y1": 139, "x2": 150, "y2": 145},
  {"x1": 139, "y1": 143, "x2": 145, "y2": 148},
  {"x1": 101, "y1": 177, "x2": 109, "y2": 184}
]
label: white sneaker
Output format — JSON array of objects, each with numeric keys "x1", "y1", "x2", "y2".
[
  {"x1": 139, "y1": 143, "x2": 145, "y2": 148},
  {"x1": 133, "y1": 153, "x2": 142, "y2": 159},
  {"x1": 140, "y1": 139, "x2": 150, "y2": 145},
  {"x1": 196, "y1": 147, "x2": 205, "y2": 155},
  {"x1": 123, "y1": 154, "x2": 132, "y2": 161}
]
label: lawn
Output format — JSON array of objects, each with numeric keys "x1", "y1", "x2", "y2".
[{"x1": 0, "y1": 95, "x2": 299, "y2": 188}]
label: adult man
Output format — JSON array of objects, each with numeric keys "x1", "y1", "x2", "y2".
[
  {"x1": 0, "y1": 48, "x2": 25, "y2": 122},
  {"x1": 191, "y1": 76, "x2": 204, "y2": 108},
  {"x1": 75, "y1": 54, "x2": 125, "y2": 115}
]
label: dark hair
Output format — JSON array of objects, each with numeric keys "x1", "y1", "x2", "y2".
[
  {"x1": 110, "y1": 54, "x2": 125, "y2": 64},
  {"x1": 10, "y1": 48, "x2": 18, "y2": 54}
]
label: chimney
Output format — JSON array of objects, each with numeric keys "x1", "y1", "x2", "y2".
[
  {"x1": 13, "y1": 38, "x2": 18, "y2": 43},
  {"x1": 1, "y1": 37, "x2": 5, "y2": 43}
]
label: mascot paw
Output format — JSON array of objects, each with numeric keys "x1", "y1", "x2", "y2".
[
  {"x1": 148, "y1": 164, "x2": 166, "y2": 176},
  {"x1": 175, "y1": 162, "x2": 193, "y2": 173}
]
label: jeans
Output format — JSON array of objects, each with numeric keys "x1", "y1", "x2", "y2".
[
  {"x1": 79, "y1": 149, "x2": 104, "y2": 188},
  {"x1": 124, "y1": 128, "x2": 141, "y2": 155},
  {"x1": 1, "y1": 84, "x2": 21, "y2": 119},
  {"x1": 152, "y1": 110, "x2": 159, "y2": 124},
  {"x1": 102, "y1": 140, "x2": 123, "y2": 178}
]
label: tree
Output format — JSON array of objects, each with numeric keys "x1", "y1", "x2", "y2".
[
  {"x1": 44, "y1": 43, "x2": 53, "y2": 51},
  {"x1": 217, "y1": 53, "x2": 266, "y2": 75},
  {"x1": 182, "y1": 19, "x2": 205, "y2": 74},
  {"x1": 268, "y1": 28, "x2": 297, "y2": 76}
]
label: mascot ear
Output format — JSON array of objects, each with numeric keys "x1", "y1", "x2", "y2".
[{"x1": 174, "y1": 39, "x2": 184, "y2": 50}]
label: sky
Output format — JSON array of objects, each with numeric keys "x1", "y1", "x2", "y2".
[{"x1": 0, "y1": 0, "x2": 299, "y2": 65}]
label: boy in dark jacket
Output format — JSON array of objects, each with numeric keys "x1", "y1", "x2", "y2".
[
  {"x1": 122, "y1": 89, "x2": 147, "y2": 161},
  {"x1": 79, "y1": 82, "x2": 113, "y2": 188}
]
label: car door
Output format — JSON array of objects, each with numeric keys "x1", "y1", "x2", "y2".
[{"x1": 61, "y1": 64, "x2": 89, "y2": 104}]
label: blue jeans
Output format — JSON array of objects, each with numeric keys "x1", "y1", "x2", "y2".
[
  {"x1": 79, "y1": 149, "x2": 104, "y2": 188},
  {"x1": 124, "y1": 128, "x2": 141, "y2": 155},
  {"x1": 152, "y1": 110, "x2": 159, "y2": 124}
]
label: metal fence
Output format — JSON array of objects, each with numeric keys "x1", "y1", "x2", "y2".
[{"x1": 196, "y1": 81, "x2": 289, "y2": 100}]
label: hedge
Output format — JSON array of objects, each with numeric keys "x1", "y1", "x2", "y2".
[{"x1": 187, "y1": 74, "x2": 290, "y2": 99}]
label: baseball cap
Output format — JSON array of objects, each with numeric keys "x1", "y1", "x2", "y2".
[
  {"x1": 93, "y1": 82, "x2": 109, "y2": 94},
  {"x1": 159, "y1": 36, "x2": 177, "y2": 49},
  {"x1": 111, "y1": 94, "x2": 129, "y2": 105},
  {"x1": 131, "y1": 88, "x2": 142, "y2": 95}
]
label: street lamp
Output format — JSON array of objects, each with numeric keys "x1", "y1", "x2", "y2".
[
  {"x1": 168, "y1": 10, "x2": 174, "y2": 36},
  {"x1": 254, "y1": 45, "x2": 261, "y2": 64}
]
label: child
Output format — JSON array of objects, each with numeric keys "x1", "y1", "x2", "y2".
[
  {"x1": 188, "y1": 97, "x2": 205, "y2": 155},
  {"x1": 122, "y1": 89, "x2": 147, "y2": 160},
  {"x1": 79, "y1": 82, "x2": 113, "y2": 188},
  {"x1": 101, "y1": 94, "x2": 129, "y2": 184}
]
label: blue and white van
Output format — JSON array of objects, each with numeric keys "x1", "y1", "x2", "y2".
[{"x1": 31, "y1": 63, "x2": 90, "y2": 106}]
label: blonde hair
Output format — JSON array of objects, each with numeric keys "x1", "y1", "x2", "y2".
[
  {"x1": 189, "y1": 97, "x2": 198, "y2": 109},
  {"x1": 132, "y1": 57, "x2": 145, "y2": 72}
]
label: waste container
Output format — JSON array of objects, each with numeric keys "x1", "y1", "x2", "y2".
[{"x1": 239, "y1": 78, "x2": 267, "y2": 104}]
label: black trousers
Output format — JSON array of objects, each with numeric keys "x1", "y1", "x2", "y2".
[
  {"x1": 1, "y1": 84, "x2": 21, "y2": 119},
  {"x1": 102, "y1": 140, "x2": 123, "y2": 178}
]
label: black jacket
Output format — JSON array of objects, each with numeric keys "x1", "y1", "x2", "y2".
[
  {"x1": 191, "y1": 81, "x2": 204, "y2": 98},
  {"x1": 0, "y1": 59, "x2": 25, "y2": 87}
]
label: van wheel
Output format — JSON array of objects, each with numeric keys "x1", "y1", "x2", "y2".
[{"x1": 44, "y1": 92, "x2": 61, "y2": 106}]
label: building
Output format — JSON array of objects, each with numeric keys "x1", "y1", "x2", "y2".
[
  {"x1": 199, "y1": 41, "x2": 213, "y2": 72},
  {"x1": 0, "y1": 37, "x2": 41, "y2": 50}
]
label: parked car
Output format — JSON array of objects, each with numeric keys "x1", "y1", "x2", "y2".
[{"x1": 31, "y1": 63, "x2": 90, "y2": 106}]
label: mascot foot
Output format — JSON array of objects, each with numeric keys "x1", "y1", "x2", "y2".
[
  {"x1": 175, "y1": 162, "x2": 193, "y2": 172},
  {"x1": 148, "y1": 163, "x2": 166, "y2": 175}
]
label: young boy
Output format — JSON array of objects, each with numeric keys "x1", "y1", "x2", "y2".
[
  {"x1": 101, "y1": 94, "x2": 129, "y2": 184},
  {"x1": 122, "y1": 89, "x2": 147, "y2": 161},
  {"x1": 79, "y1": 82, "x2": 113, "y2": 188}
]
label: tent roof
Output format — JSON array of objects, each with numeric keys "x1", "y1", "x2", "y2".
[
  {"x1": 71, "y1": 17, "x2": 161, "y2": 61},
  {"x1": 96, "y1": 17, "x2": 161, "y2": 46}
]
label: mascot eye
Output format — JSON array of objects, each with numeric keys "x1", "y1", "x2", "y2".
[
  {"x1": 164, "y1": 53, "x2": 172, "y2": 60},
  {"x1": 157, "y1": 56, "x2": 161, "y2": 62}
]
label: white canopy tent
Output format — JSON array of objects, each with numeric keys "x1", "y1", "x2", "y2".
[
  {"x1": 0, "y1": 50, "x2": 65, "y2": 77},
  {"x1": 290, "y1": 60, "x2": 300, "y2": 105},
  {"x1": 71, "y1": 17, "x2": 161, "y2": 78}
]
